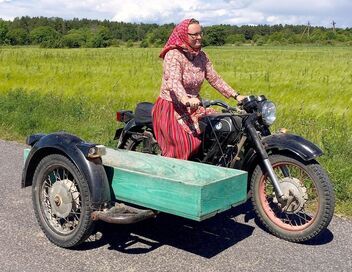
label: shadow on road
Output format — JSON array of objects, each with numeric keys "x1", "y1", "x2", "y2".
[
  {"x1": 301, "y1": 229, "x2": 334, "y2": 246},
  {"x1": 76, "y1": 200, "x2": 334, "y2": 257},
  {"x1": 77, "y1": 202, "x2": 256, "y2": 258}
]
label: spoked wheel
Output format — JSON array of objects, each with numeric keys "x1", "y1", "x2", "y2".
[
  {"x1": 123, "y1": 135, "x2": 161, "y2": 155},
  {"x1": 251, "y1": 154, "x2": 335, "y2": 242},
  {"x1": 32, "y1": 154, "x2": 95, "y2": 248}
]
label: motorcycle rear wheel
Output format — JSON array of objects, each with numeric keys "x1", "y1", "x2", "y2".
[
  {"x1": 123, "y1": 136, "x2": 161, "y2": 155},
  {"x1": 251, "y1": 154, "x2": 335, "y2": 242}
]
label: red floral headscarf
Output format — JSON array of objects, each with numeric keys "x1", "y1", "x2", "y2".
[{"x1": 159, "y1": 18, "x2": 201, "y2": 59}]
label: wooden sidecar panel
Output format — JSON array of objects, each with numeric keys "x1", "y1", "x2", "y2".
[{"x1": 103, "y1": 148, "x2": 248, "y2": 221}]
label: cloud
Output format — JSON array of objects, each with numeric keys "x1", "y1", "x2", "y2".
[
  {"x1": 110, "y1": 0, "x2": 202, "y2": 23},
  {"x1": 0, "y1": 0, "x2": 351, "y2": 27},
  {"x1": 109, "y1": 0, "x2": 352, "y2": 27},
  {"x1": 109, "y1": 0, "x2": 260, "y2": 25},
  {"x1": 250, "y1": 0, "x2": 352, "y2": 26}
]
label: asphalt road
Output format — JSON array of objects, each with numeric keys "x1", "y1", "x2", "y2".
[{"x1": 0, "y1": 139, "x2": 351, "y2": 272}]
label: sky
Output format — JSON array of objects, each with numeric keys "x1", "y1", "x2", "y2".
[{"x1": 0, "y1": 0, "x2": 351, "y2": 27}]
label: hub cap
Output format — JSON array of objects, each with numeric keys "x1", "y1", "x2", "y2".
[
  {"x1": 273, "y1": 177, "x2": 308, "y2": 213},
  {"x1": 49, "y1": 179, "x2": 78, "y2": 218}
]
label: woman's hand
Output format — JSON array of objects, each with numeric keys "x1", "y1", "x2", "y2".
[
  {"x1": 233, "y1": 93, "x2": 246, "y2": 103},
  {"x1": 235, "y1": 95, "x2": 246, "y2": 103},
  {"x1": 182, "y1": 97, "x2": 200, "y2": 109}
]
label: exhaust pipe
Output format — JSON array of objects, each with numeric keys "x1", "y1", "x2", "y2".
[{"x1": 91, "y1": 203, "x2": 157, "y2": 224}]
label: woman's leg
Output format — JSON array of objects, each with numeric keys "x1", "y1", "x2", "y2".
[{"x1": 152, "y1": 98, "x2": 201, "y2": 160}]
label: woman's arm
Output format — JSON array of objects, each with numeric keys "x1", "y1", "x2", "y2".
[{"x1": 204, "y1": 53, "x2": 239, "y2": 99}]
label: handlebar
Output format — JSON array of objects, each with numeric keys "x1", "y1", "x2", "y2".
[{"x1": 185, "y1": 99, "x2": 236, "y2": 111}]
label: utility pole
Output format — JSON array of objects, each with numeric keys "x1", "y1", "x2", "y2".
[
  {"x1": 301, "y1": 21, "x2": 311, "y2": 39},
  {"x1": 307, "y1": 21, "x2": 310, "y2": 36},
  {"x1": 332, "y1": 20, "x2": 336, "y2": 33}
]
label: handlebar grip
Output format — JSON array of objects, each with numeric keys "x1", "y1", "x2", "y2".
[{"x1": 185, "y1": 101, "x2": 203, "y2": 107}]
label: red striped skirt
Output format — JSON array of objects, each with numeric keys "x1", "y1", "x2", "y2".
[{"x1": 152, "y1": 97, "x2": 201, "y2": 160}]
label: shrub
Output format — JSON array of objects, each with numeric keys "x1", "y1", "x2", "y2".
[
  {"x1": 29, "y1": 26, "x2": 61, "y2": 48},
  {"x1": 0, "y1": 20, "x2": 9, "y2": 44},
  {"x1": 6, "y1": 28, "x2": 29, "y2": 45},
  {"x1": 110, "y1": 39, "x2": 121, "y2": 47},
  {"x1": 62, "y1": 32, "x2": 86, "y2": 48},
  {"x1": 126, "y1": 40, "x2": 134, "y2": 48},
  {"x1": 140, "y1": 39, "x2": 149, "y2": 48}
]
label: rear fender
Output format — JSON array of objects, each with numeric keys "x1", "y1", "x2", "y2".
[
  {"x1": 114, "y1": 128, "x2": 124, "y2": 140},
  {"x1": 116, "y1": 119, "x2": 144, "y2": 148},
  {"x1": 22, "y1": 132, "x2": 111, "y2": 209}
]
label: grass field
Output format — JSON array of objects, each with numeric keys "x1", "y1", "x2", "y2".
[{"x1": 0, "y1": 46, "x2": 351, "y2": 216}]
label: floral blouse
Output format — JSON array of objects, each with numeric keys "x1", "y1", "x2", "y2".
[{"x1": 159, "y1": 49, "x2": 236, "y2": 135}]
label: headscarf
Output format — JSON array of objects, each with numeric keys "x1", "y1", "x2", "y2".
[{"x1": 159, "y1": 18, "x2": 201, "y2": 59}]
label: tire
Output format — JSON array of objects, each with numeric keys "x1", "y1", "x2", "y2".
[
  {"x1": 123, "y1": 136, "x2": 143, "y2": 151},
  {"x1": 250, "y1": 154, "x2": 335, "y2": 242},
  {"x1": 123, "y1": 135, "x2": 161, "y2": 155},
  {"x1": 32, "y1": 154, "x2": 95, "y2": 248}
]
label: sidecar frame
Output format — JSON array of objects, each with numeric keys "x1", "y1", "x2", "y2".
[{"x1": 23, "y1": 132, "x2": 248, "y2": 223}]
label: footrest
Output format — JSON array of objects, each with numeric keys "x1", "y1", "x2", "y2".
[{"x1": 91, "y1": 203, "x2": 157, "y2": 224}]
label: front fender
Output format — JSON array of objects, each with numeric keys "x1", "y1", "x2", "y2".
[
  {"x1": 240, "y1": 133, "x2": 323, "y2": 173},
  {"x1": 22, "y1": 132, "x2": 111, "y2": 209},
  {"x1": 262, "y1": 133, "x2": 323, "y2": 160}
]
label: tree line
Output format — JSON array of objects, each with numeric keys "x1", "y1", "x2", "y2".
[{"x1": 0, "y1": 16, "x2": 351, "y2": 48}]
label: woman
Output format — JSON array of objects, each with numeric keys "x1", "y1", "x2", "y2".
[{"x1": 152, "y1": 18, "x2": 245, "y2": 160}]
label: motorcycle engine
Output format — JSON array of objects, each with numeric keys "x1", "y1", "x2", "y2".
[{"x1": 199, "y1": 114, "x2": 242, "y2": 164}]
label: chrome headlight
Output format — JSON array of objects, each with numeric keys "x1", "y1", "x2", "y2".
[{"x1": 261, "y1": 101, "x2": 276, "y2": 125}]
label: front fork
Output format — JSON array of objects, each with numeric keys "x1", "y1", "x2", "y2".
[{"x1": 244, "y1": 118, "x2": 286, "y2": 202}]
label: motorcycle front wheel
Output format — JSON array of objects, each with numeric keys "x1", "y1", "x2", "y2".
[{"x1": 250, "y1": 154, "x2": 335, "y2": 242}]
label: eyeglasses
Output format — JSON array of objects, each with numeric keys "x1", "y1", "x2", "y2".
[{"x1": 188, "y1": 32, "x2": 203, "y2": 38}]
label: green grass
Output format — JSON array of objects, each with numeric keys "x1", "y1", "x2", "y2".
[{"x1": 0, "y1": 46, "x2": 351, "y2": 216}]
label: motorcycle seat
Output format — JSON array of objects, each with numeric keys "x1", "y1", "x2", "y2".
[{"x1": 135, "y1": 102, "x2": 154, "y2": 126}]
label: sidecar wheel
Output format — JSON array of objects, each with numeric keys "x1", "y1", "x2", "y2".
[
  {"x1": 251, "y1": 154, "x2": 335, "y2": 242},
  {"x1": 32, "y1": 154, "x2": 95, "y2": 248}
]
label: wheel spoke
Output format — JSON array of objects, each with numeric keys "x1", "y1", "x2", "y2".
[
  {"x1": 63, "y1": 169, "x2": 68, "y2": 180},
  {"x1": 54, "y1": 169, "x2": 61, "y2": 181},
  {"x1": 72, "y1": 193, "x2": 80, "y2": 202},
  {"x1": 279, "y1": 166, "x2": 290, "y2": 178},
  {"x1": 72, "y1": 213, "x2": 80, "y2": 222},
  {"x1": 40, "y1": 166, "x2": 83, "y2": 235},
  {"x1": 295, "y1": 212, "x2": 309, "y2": 224},
  {"x1": 46, "y1": 175, "x2": 53, "y2": 186},
  {"x1": 284, "y1": 213, "x2": 293, "y2": 226}
]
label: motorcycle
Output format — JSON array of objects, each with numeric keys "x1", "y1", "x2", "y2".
[{"x1": 114, "y1": 95, "x2": 335, "y2": 242}]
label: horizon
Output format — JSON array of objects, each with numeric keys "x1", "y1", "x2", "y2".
[{"x1": 0, "y1": 15, "x2": 349, "y2": 30}]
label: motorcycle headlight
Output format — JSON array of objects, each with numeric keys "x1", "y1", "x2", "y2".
[{"x1": 261, "y1": 101, "x2": 276, "y2": 125}]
